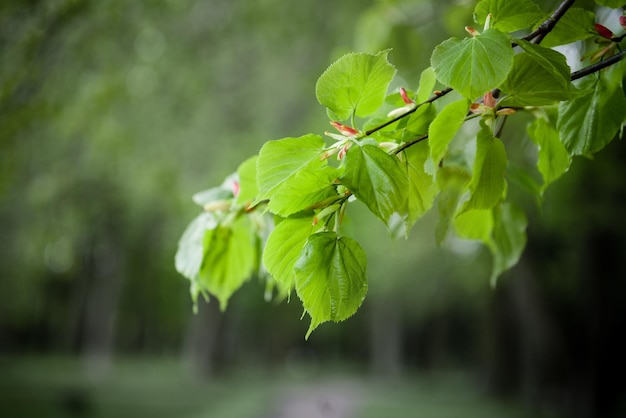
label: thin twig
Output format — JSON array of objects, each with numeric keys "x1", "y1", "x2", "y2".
[
  {"x1": 522, "y1": 0, "x2": 577, "y2": 44},
  {"x1": 571, "y1": 49, "x2": 626, "y2": 81},
  {"x1": 364, "y1": 87, "x2": 453, "y2": 137}
]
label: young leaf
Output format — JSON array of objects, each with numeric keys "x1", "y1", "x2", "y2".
[
  {"x1": 428, "y1": 99, "x2": 470, "y2": 170},
  {"x1": 416, "y1": 67, "x2": 437, "y2": 102},
  {"x1": 341, "y1": 144, "x2": 408, "y2": 225},
  {"x1": 454, "y1": 209, "x2": 494, "y2": 242},
  {"x1": 175, "y1": 212, "x2": 219, "y2": 280},
  {"x1": 235, "y1": 155, "x2": 258, "y2": 206},
  {"x1": 462, "y1": 123, "x2": 507, "y2": 212},
  {"x1": 403, "y1": 140, "x2": 436, "y2": 233},
  {"x1": 256, "y1": 134, "x2": 326, "y2": 201},
  {"x1": 267, "y1": 166, "x2": 340, "y2": 217},
  {"x1": 435, "y1": 166, "x2": 471, "y2": 244},
  {"x1": 500, "y1": 41, "x2": 583, "y2": 107},
  {"x1": 539, "y1": 8, "x2": 595, "y2": 48},
  {"x1": 316, "y1": 50, "x2": 397, "y2": 121},
  {"x1": 294, "y1": 232, "x2": 368, "y2": 339},
  {"x1": 527, "y1": 118, "x2": 571, "y2": 193},
  {"x1": 199, "y1": 216, "x2": 258, "y2": 310},
  {"x1": 431, "y1": 28, "x2": 514, "y2": 100},
  {"x1": 558, "y1": 74, "x2": 626, "y2": 156},
  {"x1": 474, "y1": 0, "x2": 545, "y2": 33},
  {"x1": 486, "y1": 202, "x2": 527, "y2": 286},
  {"x1": 263, "y1": 215, "x2": 317, "y2": 292}
]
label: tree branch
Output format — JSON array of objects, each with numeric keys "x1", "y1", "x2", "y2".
[
  {"x1": 571, "y1": 49, "x2": 626, "y2": 81},
  {"x1": 364, "y1": 87, "x2": 452, "y2": 137},
  {"x1": 523, "y1": 0, "x2": 577, "y2": 44}
]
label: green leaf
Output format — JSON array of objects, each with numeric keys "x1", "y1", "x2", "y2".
[
  {"x1": 428, "y1": 99, "x2": 470, "y2": 171},
  {"x1": 594, "y1": 0, "x2": 624, "y2": 8},
  {"x1": 403, "y1": 140, "x2": 436, "y2": 233},
  {"x1": 435, "y1": 166, "x2": 471, "y2": 245},
  {"x1": 416, "y1": 67, "x2": 437, "y2": 102},
  {"x1": 316, "y1": 50, "x2": 397, "y2": 120},
  {"x1": 558, "y1": 74, "x2": 626, "y2": 156},
  {"x1": 454, "y1": 209, "x2": 493, "y2": 242},
  {"x1": 235, "y1": 156, "x2": 258, "y2": 206},
  {"x1": 341, "y1": 144, "x2": 408, "y2": 225},
  {"x1": 199, "y1": 216, "x2": 258, "y2": 310},
  {"x1": 500, "y1": 41, "x2": 583, "y2": 107},
  {"x1": 527, "y1": 118, "x2": 571, "y2": 193},
  {"x1": 539, "y1": 8, "x2": 595, "y2": 48},
  {"x1": 263, "y1": 216, "x2": 317, "y2": 292},
  {"x1": 462, "y1": 123, "x2": 507, "y2": 212},
  {"x1": 175, "y1": 212, "x2": 218, "y2": 280},
  {"x1": 487, "y1": 202, "x2": 527, "y2": 285},
  {"x1": 267, "y1": 166, "x2": 340, "y2": 217},
  {"x1": 431, "y1": 29, "x2": 514, "y2": 100},
  {"x1": 256, "y1": 134, "x2": 326, "y2": 201},
  {"x1": 294, "y1": 232, "x2": 368, "y2": 339},
  {"x1": 192, "y1": 185, "x2": 232, "y2": 208},
  {"x1": 474, "y1": 0, "x2": 544, "y2": 33}
]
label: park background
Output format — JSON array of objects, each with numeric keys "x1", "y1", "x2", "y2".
[{"x1": 1, "y1": 0, "x2": 625, "y2": 417}]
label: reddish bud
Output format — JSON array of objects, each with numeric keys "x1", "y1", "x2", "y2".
[
  {"x1": 232, "y1": 181, "x2": 240, "y2": 197},
  {"x1": 330, "y1": 121, "x2": 359, "y2": 137},
  {"x1": 337, "y1": 143, "x2": 351, "y2": 160},
  {"x1": 620, "y1": 16, "x2": 626, "y2": 31},
  {"x1": 483, "y1": 91, "x2": 497, "y2": 108},
  {"x1": 595, "y1": 23, "x2": 614, "y2": 40},
  {"x1": 465, "y1": 26, "x2": 480, "y2": 37},
  {"x1": 399, "y1": 87, "x2": 414, "y2": 105}
]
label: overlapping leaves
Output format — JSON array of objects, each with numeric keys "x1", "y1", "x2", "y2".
[{"x1": 175, "y1": 0, "x2": 626, "y2": 338}]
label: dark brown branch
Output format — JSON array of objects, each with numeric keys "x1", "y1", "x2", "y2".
[
  {"x1": 364, "y1": 87, "x2": 453, "y2": 137},
  {"x1": 522, "y1": 0, "x2": 577, "y2": 44},
  {"x1": 571, "y1": 49, "x2": 626, "y2": 81}
]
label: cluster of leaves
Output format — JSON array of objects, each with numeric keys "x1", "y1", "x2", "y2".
[{"x1": 176, "y1": 0, "x2": 626, "y2": 338}]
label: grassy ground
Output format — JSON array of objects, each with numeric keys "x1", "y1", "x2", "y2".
[{"x1": 0, "y1": 356, "x2": 557, "y2": 418}]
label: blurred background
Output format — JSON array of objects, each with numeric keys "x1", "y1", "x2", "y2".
[{"x1": 1, "y1": 0, "x2": 625, "y2": 417}]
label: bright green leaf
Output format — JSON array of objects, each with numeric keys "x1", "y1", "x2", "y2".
[
  {"x1": 263, "y1": 216, "x2": 317, "y2": 292},
  {"x1": 500, "y1": 41, "x2": 583, "y2": 106},
  {"x1": 416, "y1": 67, "x2": 437, "y2": 102},
  {"x1": 316, "y1": 50, "x2": 397, "y2": 120},
  {"x1": 454, "y1": 209, "x2": 494, "y2": 242},
  {"x1": 403, "y1": 140, "x2": 436, "y2": 233},
  {"x1": 539, "y1": 8, "x2": 595, "y2": 48},
  {"x1": 527, "y1": 118, "x2": 571, "y2": 193},
  {"x1": 192, "y1": 185, "x2": 232, "y2": 207},
  {"x1": 558, "y1": 74, "x2": 626, "y2": 156},
  {"x1": 431, "y1": 29, "x2": 514, "y2": 100},
  {"x1": 175, "y1": 212, "x2": 218, "y2": 280},
  {"x1": 462, "y1": 124, "x2": 507, "y2": 212},
  {"x1": 428, "y1": 99, "x2": 469, "y2": 171},
  {"x1": 256, "y1": 134, "x2": 326, "y2": 201},
  {"x1": 235, "y1": 156, "x2": 258, "y2": 206},
  {"x1": 341, "y1": 144, "x2": 408, "y2": 225},
  {"x1": 435, "y1": 166, "x2": 470, "y2": 245},
  {"x1": 199, "y1": 216, "x2": 258, "y2": 310},
  {"x1": 267, "y1": 166, "x2": 340, "y2": 217},
  {"x1": 294, "y1": 232, "x2": 368, "y2": 339},
  {"x1": 487, "y1": 202, "x2": 527, "y2": 285},
  {"x1": 474, "y1": 0, "x2": 544, "y2": 33}
]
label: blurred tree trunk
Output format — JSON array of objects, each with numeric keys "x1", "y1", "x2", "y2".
[
  {"x1": 182, "y1": 299, "x2": 222, "y2": 379},
  {"x1": 369, "y1": 296, "x2": 402, "y2": 376},
  {"x1": 75, "y1": 238, "x2": 125, "y2": 379}
]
